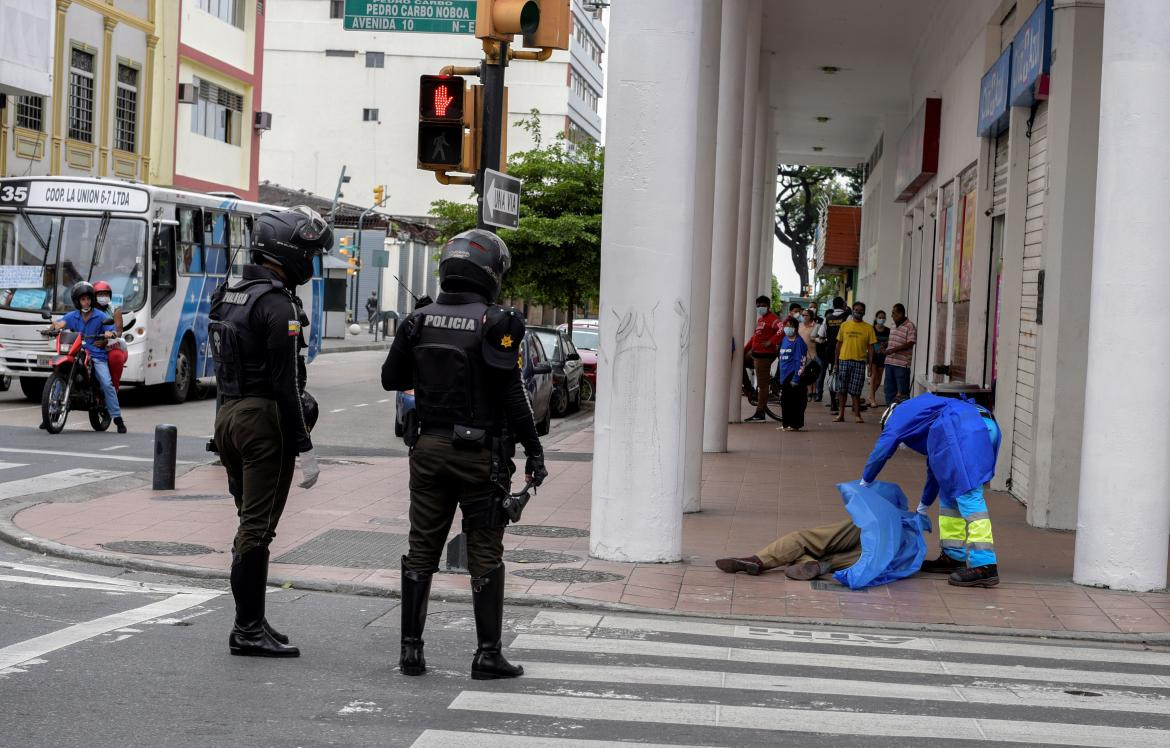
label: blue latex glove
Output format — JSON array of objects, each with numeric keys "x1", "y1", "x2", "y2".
[
  {"x1": 915, "y1": 503, "x2": 931, "y2": 533},
  {"x1": 859, "y1": 478, "x2": 872, "y2": 488}
]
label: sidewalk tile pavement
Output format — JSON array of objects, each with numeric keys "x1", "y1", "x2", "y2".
[{"x1": 13, "y1": 398, "x2": 1170, "y2": 636}]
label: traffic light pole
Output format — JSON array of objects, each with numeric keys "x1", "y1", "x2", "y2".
[{"x1": 476, "y1": 40, "x2": 509, "y2": 233}]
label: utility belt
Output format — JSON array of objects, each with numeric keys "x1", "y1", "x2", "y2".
[{"x1": 413, "y1": 421, "x2": 524, "y2": 528}]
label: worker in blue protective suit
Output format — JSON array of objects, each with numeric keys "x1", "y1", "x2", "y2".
[{"x1": 860, "y1": 393, "x2": 1002, "y2": 588}]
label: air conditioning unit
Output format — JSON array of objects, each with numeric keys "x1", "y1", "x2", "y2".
[
  {"x1": 254, "y1": 111, "x2": 273, "y2": 131},
  {"x1": 178, "y1": 83, "x2": 198, "y2": 104}
]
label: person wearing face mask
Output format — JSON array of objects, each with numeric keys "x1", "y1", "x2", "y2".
[
  {"x1": 869, "y1": 310, "x2": 890, "y2": 407},
  {"x1": 777, "y1": 319, "x2": 808, "y2": 431},
  {"x1": 47, "y1": 282, "x2": 126, "y2": 433},
  {"x1": 834, "y1": 301, "x2": 876, "y2": 423},
  {"x1": 816, "y1": 297, "x2": 851, "y2": 411},
  {"x1": 745, "y1": 295, "x2": 783, "y2": 422},
  {"x1": 92, "y1": 282, "x2": 126, "y2": 390}
]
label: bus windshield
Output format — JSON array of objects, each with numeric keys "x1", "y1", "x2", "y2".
[{"x1": 0, "y1": 212, "x2": 147, "y2": 313}]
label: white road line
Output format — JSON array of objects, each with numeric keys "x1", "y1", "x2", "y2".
[
  {"x1": 533, "y1": 611, "x2": 1170, "y2": 668},
  {"x1": 411, "y1": 731, "x2": 707, "y2": 748},
  {"x1": 0, "y1": 447, "x2": 192, "y2": 465},
  {"x1": 330, "y1": 408, "x2": 346, "y2": 413},
  {"x1": 99, "y1": 445, "x2": 128, "y2": 452},
  {"x1": 377, "y1": 399, "x2": 390, "y2": 404},
  {"x1": 353, "y1": 403, "x2": 369, "y2": 408},
  {"x1": 0, "y1": 575, "x2": 138, "y2": 593},
  {"x1": 519, "y1": 661, "x2": 1170, "y2": 716},
  {"x1": 0, "y1": 591, "x2": 221, "y2": 671},
  {"x1": 449, "y1": 692, "x2": 1170, "y2": 747},
  {"x1": 0, "y1": 562, "x2": 213, "y2": 595},
  {"x1": 0, "y1": 468, "x2": 134, "y2": 500},
  {"x1": 508, "y1": 634, "x2": 1170, "y2": 689},
  {"x1": 0, "y1": 461, "x2": 28, "y2": 470}
]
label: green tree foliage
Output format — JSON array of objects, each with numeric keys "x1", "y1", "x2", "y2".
[
  {"x1": 770, "y1": 274, "x2": 782, "y2": 313},
  {"x1": 429, "y1": 113, "x2": 603, "y2": 327},
  {"x1": 774, "y1": 165, "x2": 862, "y2": 290}
]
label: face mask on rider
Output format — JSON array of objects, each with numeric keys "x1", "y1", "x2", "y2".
[
  {"x1": 756, "y1": 306, "x2": 768, "y2": 317},
  {"x1": 97, "y1": 295, "x2": 111, "y2": 306}
]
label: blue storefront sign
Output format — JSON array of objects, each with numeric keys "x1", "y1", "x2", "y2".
[
  {"x1": 977, "y1": 47, "x2": 1012, "y2": 137},
  {"x1": 1010, "y1": 0, "x2": 1053, "y2": 108}
]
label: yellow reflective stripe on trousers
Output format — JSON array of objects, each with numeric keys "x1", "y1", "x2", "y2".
[
  {"x1": 966, "y1": 518, "x2": 994, "y2": 545},
  {"x1": 938, "y1": 515, "x2": 968, "y2": 541}
]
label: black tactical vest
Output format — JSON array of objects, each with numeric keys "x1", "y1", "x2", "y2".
[
  {"x1": 209, "y1": 275, "x2": 297, "y2": 399},
  {"x1": 410, "y1": 298, "x2": 505, "y2": 434}
]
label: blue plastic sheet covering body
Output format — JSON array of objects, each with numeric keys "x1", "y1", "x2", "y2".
[{"x1": 833, "y1": 480, "x2": 928, "y2": 590}]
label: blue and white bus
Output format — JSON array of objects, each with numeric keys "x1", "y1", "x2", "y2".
[{"x1": 0, "y1": 177, "x2": 324, "y2": 402}]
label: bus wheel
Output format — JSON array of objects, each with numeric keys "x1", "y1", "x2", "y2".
[
  {"x1": 20, "y1": 376, "x2": 45, "y2": 402},
  {"x1": 163, "y1": 341, "x2": 195, "y2": 404}
]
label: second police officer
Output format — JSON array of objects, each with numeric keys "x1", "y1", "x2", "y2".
[
  {"x1": 209, "y1": 207, "x2": 330, "y2": 658},
  {"x1": 381, "y1": 228, "x2": 547, "y2": 680}
]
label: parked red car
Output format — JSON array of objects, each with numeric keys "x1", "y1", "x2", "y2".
[{"x1": 569, "y1": 323, "x2": 599, "y2": 401}]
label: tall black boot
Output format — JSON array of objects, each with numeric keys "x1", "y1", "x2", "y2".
[
  {"x1": 470, "y1": 564, "x2": 523, "y2": 680},
  {"x1": 229, "y1": 547, "x2": 299, "y2": 657},
  {"x1": 399, "y1": 557, "x2": 432, "y2": 676}
]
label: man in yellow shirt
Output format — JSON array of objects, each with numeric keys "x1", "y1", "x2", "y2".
[{"x1": 834, "y1": 301, "x2": 876, "y2": 423}]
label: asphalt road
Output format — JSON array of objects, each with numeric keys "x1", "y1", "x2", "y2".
[{"x1": 3, "y1": 539, "x2": 1170, "y2": 747}]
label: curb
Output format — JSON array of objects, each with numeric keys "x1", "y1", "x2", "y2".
[
  {"x1": 318, "y1": 342, "x2": 393, "y2": 355},
  {"x1": 3, "y1": 504, "x2": 1169, "y2": 646}
]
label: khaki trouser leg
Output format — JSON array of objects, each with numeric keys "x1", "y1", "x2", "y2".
[
  {"x1": 756, "y1": 520, "x2": 862, "y2": 571},
  {"x1": 753, "y1": 356, "x2": 773, "y2": 416}
]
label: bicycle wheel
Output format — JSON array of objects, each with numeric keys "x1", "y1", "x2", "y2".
[{"x1": 764, "y1": 379, "x2": 784, "y2": 421}]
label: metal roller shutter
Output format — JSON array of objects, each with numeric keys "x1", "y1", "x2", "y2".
[{"x1": 991, "y1": 131, "x2": 1009, "y2": 217}]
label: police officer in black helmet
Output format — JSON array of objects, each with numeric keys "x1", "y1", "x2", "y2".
[
  {"x1": 382, "y1": 228, "x2": 547, "y2": 680},
  {"x1": 209, "y1": 206, "x2": 330, "y2": 658}
]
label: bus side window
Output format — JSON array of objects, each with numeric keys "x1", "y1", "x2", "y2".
[
  {"x1": 178, "y1": 207, "x2": 203, "y2": 274},
  {"x1": 228, "y1": 214, "x2": 250, "y2": 275},
  {"x1": 152, "y1": 224, "x2": 177, "y2": 313},
  {"x1": 204, "y1": 211, "x2": 228, "y2": 276}
]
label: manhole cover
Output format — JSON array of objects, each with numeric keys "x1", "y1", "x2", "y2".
[
  {"x1": 272, "y1": 529, "x2": 408, "y2": 569},
  {"x1": 102, "y1": 540, "x2": 218, "y2": 556},
  {"x1": 151, "y1": 494, "x2": 230, "y2": 501},
  {"x1": 507, "y1": 525, "x2": 589, "y2": 538},
  {"x1": 810, "y1": 579, "x2": 864, "y2": 593},
  {"x1": 512, "y1": 568, "x2": 624, "y2": 584},
  {"x1": 504, "y1": 550, "x2": 582, "y2": 564}
]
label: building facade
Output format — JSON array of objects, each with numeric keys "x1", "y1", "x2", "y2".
[
  {"x1": 595, "y1": 0, "x2": 1170, "y2": 591},
  {"x1": 260, "y1": 0, "x2": 606, "y2": 220},
  {"x1": 1, "y1": 0, "x2": 157, "y2": 183}
]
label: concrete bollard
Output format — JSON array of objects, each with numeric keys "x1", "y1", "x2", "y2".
[{"x1": 153, "y1": 424, "x2": 178, "y2": 490}]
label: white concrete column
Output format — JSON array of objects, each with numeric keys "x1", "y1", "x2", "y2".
[
  {"x1": 682, "y1": 0, "x2": 723, "y2": 514},
  {"x1": 759, "y1": 113, "x2": 778, "y2": 297},
  {"x1": 726, "y1": 0, "x2": 763, "y2": 423},
  {"x1": 1073, "y1": 0, "x2": 1170, "y2": 591},
  {"x1": 744, "y1": 62, "x2": 770, "y2": 337},
  {"x1": 702, "y1": 0, "x2": 750, "y2": 453},
  {"x1": 590, "y1": 0, "x2": 707, "y2": 562}
]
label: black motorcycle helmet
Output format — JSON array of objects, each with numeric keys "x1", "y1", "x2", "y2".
[
  {"x1": 252, "y1": 206, "x2": 332, "y2": 286},
  {"x1": 70, "y1": 281, "x2": 96, "y2": 310},
  {"x1": 438, "y1": 229, "x2": 511, "y2": 301}
]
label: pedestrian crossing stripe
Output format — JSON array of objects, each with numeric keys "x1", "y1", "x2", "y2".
[
  {"x1": 417, "y1": 611, "x2": 1170, "y2": 748},
  {"x1": 509, "y1": 633, "x2": 1170, "y2": 688},
  {"x1": 448, "y1": 691, "x2": 1170, "y2": 747},
  {"x1": 0, "y1": 468, "x2": 133, "y2": 501},
  {"x1": 533, "y1": 610, "x2": 1170, "y2": 668},
  {"x1": 0, "y1": 462, "x2": 28, "y2": 470}
]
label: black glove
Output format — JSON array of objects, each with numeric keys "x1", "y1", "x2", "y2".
[
  {"x1": 525, "y1": 452, "x2": 548, "y2": 487},
  {"x1": 413, "y1": 295, "x2": 433, "y2": 311}
]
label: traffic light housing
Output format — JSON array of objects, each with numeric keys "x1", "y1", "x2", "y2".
[
  {"x1": 373, "y1": 184, "x2": 385, "y2": 206},
  {"x1": 524, "y1": 0, "x2": 571, "y2": 51},
  {"x1": 418, "y1": 75, "x2": 469, "y2": 171},
  {"x1": 475, "y1": 0, "x2": 540, "y2": 43}
]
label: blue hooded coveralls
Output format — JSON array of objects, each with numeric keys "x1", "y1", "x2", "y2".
[{"x1": 862, "y1": 394, "x2": 1001, "y2": 567}]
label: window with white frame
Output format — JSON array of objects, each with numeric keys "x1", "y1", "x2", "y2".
[
  {"x1": 569, "y1": 69, "x2": 599, "y2": 114},
  {"x1": 191, "y1": 77, "x2": 245, "y2": 145},
  {"x1": 329, "y1": 0, "x2": 344, "y2": 19},
  {"x1": 114, "y1": 64, "x2": 139, "y2": 153},
  {"x1": 197, "y1": 0, "x2": 244, "y2": 29},
  {"x1": 362, "y1": 108, "x2": 379, "y2": 122},
  {"x1": 15, "y1": 96, "x2": 44, "y2": 131},
  {"x1": 68, "y1": 47, "x2": 95, "y2": 143},
  {"x1": 366, "y1": 51, "x2": 384, "y2": 68}
]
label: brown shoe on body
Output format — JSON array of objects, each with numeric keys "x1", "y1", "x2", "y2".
[
  {"x1": 784, "y1": 560, "x2": 831, "y2": 580},
  {"x1": 715, "y1": 555, "x2": 763, "y2": 575}
]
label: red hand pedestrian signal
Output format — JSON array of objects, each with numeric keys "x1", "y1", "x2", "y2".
[
  {"x1": 419, "y1": 75, "x2": 465, "y2": 121},
  {"x1": 433, "y1": 85, "x2": 455, "y2": 118}
]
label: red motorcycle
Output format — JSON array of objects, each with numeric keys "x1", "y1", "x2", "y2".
[{"x1": 38, "y1": 327, "x2": 112, "y2": 434}]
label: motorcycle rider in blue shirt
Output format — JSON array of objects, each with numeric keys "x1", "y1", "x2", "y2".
[
  {"x1": 48, "y1": 281, "x2": 126, "y2": 433},
  {"x1": 861, "y1": 393, "x2": 1001, "y2": 587}
]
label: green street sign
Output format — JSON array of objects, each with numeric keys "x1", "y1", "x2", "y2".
[
  {"x1": 372, "y1": 250, "x2": 391, "y2": 268},
  {"x1": 344, "y1": 0, "x2": 477, "y2": 34}
]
